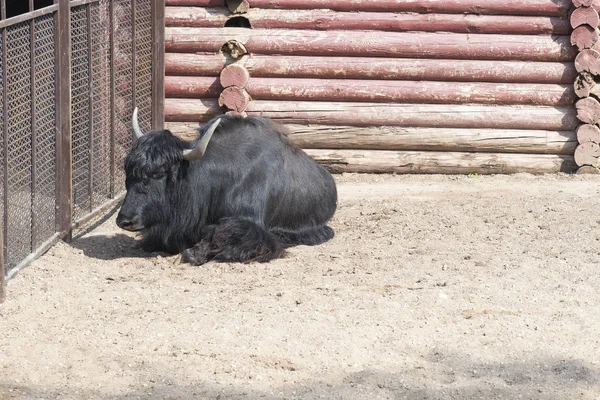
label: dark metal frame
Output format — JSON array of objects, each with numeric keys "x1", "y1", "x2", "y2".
[{"x1": 0, "y1": 0, "x2": 165, "y2": 302}]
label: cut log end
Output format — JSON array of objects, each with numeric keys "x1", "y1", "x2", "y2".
[
  {"x1": 571, "y1": 25, "x2": 600, "y2": 51},
  {"x1": 576, "y1": 165, "x2": 600, "y2": 174},
  {"x1": 218, "y1": 86, "x2": 252, "y2": 112},
  {"x1": 573, "y1": 0, "x2": 594, "y2": 7},
  {"x1": 574, "y1": 71, "x2": 596, "y2": 97},
  {"x1": 227, "y1": 0, "x2": 250, "y2": 13},
  {"x1": 575, "y1": 49, "x2": 600, "y2": 74},
  {"x1": 576, "y1": 123, "x2": 600, "y2": 143},
  {"x1": 220, "y1": 63, "x2": 251, "y2": 88},
  {"x1": 221, "y1": 40, "x2": 248, "y2": 59},
  {"x1": 574, "y1": 141, "x2": 600, "y2": 166},
  {"x1": 576, "y1": 96, "x2": 600, "y2": 124},
  {"x1": 570, "y1": 6, "x2": 600, "y2": 29}
]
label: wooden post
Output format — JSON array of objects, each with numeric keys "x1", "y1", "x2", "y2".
[
  {"x1": 152, "y1": 0, "x2": 166, "y2": 130},
  {"x1": 572, "y1": 0, "x2": 600, "y2": 171},
  {"x1": 55, "y1": 0, "x2": 72, "y2": 240}
]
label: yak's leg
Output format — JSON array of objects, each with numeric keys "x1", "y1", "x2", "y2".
[
  {"x1": 270, "y1": 225, "x2": 334, "y2": 247},
  {"x1": 181, "y1": 218, "x2": 285, "y2": 266}
]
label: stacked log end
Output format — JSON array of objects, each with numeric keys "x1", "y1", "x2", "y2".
[
  {"x1": 573, "y1": 0, "x2": 600, "y2": 171},
  {"x1": 164, "y1": 0, "x2": 581, "y2": 174}
]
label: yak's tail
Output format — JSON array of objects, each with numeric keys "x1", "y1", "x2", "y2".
[
  {"x1": 181, "y1": 218, "x2": 284, "y2": 266},
  {"x1": 270, "y1": 225, "x2": 334, "y2": 247}
]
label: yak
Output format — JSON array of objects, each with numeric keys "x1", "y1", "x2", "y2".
[{"x1": 116, "y1": 109, "x2": 337, "y2": 265}]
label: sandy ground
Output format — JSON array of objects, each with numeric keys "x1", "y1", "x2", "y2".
[{"x1": 1, "y1": 173, "x2": 600, "y2": 400}]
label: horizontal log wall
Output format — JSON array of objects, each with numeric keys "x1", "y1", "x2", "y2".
[{"x1": 164, "y1": 0, "x2": 579, "y2": 174}]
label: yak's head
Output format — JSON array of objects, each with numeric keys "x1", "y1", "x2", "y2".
[{"x1": 116, "y1": 108, "x2": 221, "y2": 232}]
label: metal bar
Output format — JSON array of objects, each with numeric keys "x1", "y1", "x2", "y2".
[
  {"x1": 0, "y1": 5, "x2": 59, "y2": 29},
  {"x1": 0, "y1": 224, "x2": 4, "y2": 302},
  {"x1": 132, "y1": 0, "x2": 137, "y2": 117},
  {"x1": 55, "y1": 0, "x2": 72, "y2": 240},
  {"x1": 152, "y1": 0, "x2": 165, "y2": 130},
  {"x1": 109, "y1": 0, "x2": 115, "y2": 198},
  {"x1": 30, "y1": 1, "x2": 37, "y2": 249},
  {"x1": 2, "y1": 0, "x2": 9, "y2": 273},
  {"x1": 86, "y1": 3, "x2": 93, "y2": 213}
]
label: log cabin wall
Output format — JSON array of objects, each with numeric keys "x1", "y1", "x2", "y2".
[{"x1": 164, "y1": 0, "x2": 581, "y2": 174}]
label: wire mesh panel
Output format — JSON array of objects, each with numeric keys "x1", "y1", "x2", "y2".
[
  {"x1": 113, "y1": 0, "x2": 134, "y2": 187},
  {"x1": 90, "y1": 0, "x2": 112, "y2": 210},
  {"x1": 70, "y1": 5, "x2": 91, "y2": 221},
  {"x1": 135, "y1": 0, "x2": 153, "y2": 133},
  {"x1": 5, "y1": 22, "x2": 33, "y2": 271},
  {"x1": 32, "y1": 14, "x2": 57, "y2": 250}
]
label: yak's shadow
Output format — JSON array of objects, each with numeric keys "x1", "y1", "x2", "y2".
[{"x1": 69, "y1": 233, "x2": 171, "y2": 261}]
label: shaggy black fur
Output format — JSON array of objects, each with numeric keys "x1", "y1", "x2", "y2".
[{"x1": 116, "y1": 115, "x2": 337, "y2": 265}]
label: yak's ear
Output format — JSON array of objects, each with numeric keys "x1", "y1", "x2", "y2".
[
  {"x1": 132, "y1": 107, "x2": 144, "y2": 139},
  {"x1": 182, "y1": 118, "x2": 221, "y2": 161}
]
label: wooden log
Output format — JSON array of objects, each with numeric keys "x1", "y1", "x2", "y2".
[
  {"x1": 165, "y1": 0, "x2": 224, "y2": 5},
  {"x1": 164, "y1": 76, "x2": 221, "y2": 98},
  {"x1": 574, "y1": 141, "x2": 600, "y2": 166},
  {"x1": 576, "y1": 165, "x2": 600, "y2": 174},
  {"x1": 574, "y1": 0, "x2": 594, "y2": 7},
  {"x1": 571, "y1": 25, "x2": 600, "y2": 51},
  {"x1": 165, "y1": 76, "x2": 574, "y2": 106},
  {"x1": 576, "y1": 96, "x2": 600, "y2": 123},
  {"x1": 166, "y1": 122, "x2": 577, "y2": 155},
  {"x1": 218, "y1": 86, "x2": 251, "y2": 112},
  {"x1": 227, "y1": 0, "x2": 250, "y2": 13},
  {"x1": 164, "y1": 98, "x2": 579, "y2": 130},
  {"x1": 165, "y1": 53, "x2": 576, "y2": 84},
  {"x1": 570, "y1": 6, "x2": 599, "y2": 29},
  {"x1": 165, "y1": 28, "x2": 576, "y2": 62},
  {"x1": 303, "y1": 149, "x2": 576, "y2": 174},
  {"x1": 576, "y1": 123, "x2": 600, "y2": 143},
  {"x1": 284, "y1": 125, "x2": 577, "y2": 155},
  {"x1": 243, "y1": 0, "x2": 572, "y2": 17},
  {"x1": 165, "y1": 7, "x2": 571, "y2": 35},
  {"x1": 219, "y1": 64, "x2": 250, "y2": 88},
  {"x1": 575, "y1": 49, "x2": 600, "y2": 74},
  {"x1": 574, "y1": 72, "x2": 596, "y2": 97}
]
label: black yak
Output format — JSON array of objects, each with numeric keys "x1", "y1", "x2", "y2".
[{"x1": 116, "y1": 109, "x2": 337, "y2": 265}]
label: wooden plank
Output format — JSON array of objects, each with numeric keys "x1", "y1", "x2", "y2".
[
  {"x1": 244, "y1": 0, "x2": 572, "y2": 17},
  {"x1": 165, "y1": 28, "x2": 576, "y2": 62},
  {"x1": 304, "y1": 149, "x2": 577, "y2": 174},
  {"x1": 164, "y1": 76, "x2": 575, "y2": 106},
  {"x1": 165, "y1": 53, "x2": 577, "y2": 84},
  {"x1": 165, "y1": 7, "x2": 571, "y2": 35},
  {"x1": 164, "y1": 98, "x2": 579, "y2": 130}
]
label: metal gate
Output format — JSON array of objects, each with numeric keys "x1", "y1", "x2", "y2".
[{"x1": 0, "y1": 0, "x2": 165, "y2": 301}]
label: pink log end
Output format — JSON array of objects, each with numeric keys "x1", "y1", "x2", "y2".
[
  {"x1": 219, "y1": 86, "x2": 251, "y2": 112},
  {"x1": 575, "y1": 48, "x2": 600, "y2": 74},
  {"x1": 570, "y1": 6, "x2": 600, "y2": 28},
  {"x1": 576, "y1": 96, "x2": 600, "y2": 124},
  {"x1": 220, "y1": 64, "x2": 251, "y2": 88},
  {"x1": 574, "y1": 141, "x2": 600, "y2": 166},
  {"x1": 576, "y1": 123, "x2": 600, "y2": 143}
]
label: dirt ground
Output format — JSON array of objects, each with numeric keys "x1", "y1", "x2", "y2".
[{"x1": 1, "y1": 173, "x2": 600, "y2": 400}]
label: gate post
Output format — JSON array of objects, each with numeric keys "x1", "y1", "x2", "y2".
[
  {"x1": 55, "y1": 0, "x2": 72, "y2": 240},
  {"x1": 152, "y1": 0, "x2": 165, "y2": 130}
]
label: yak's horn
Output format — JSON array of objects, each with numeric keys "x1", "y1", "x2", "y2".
[
  {"x1": 132, "y1": 107, "x2": 144, "y2": 139},
  {"x1": 182, "y1": 118, "x2": 221, "y2": 161}
]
